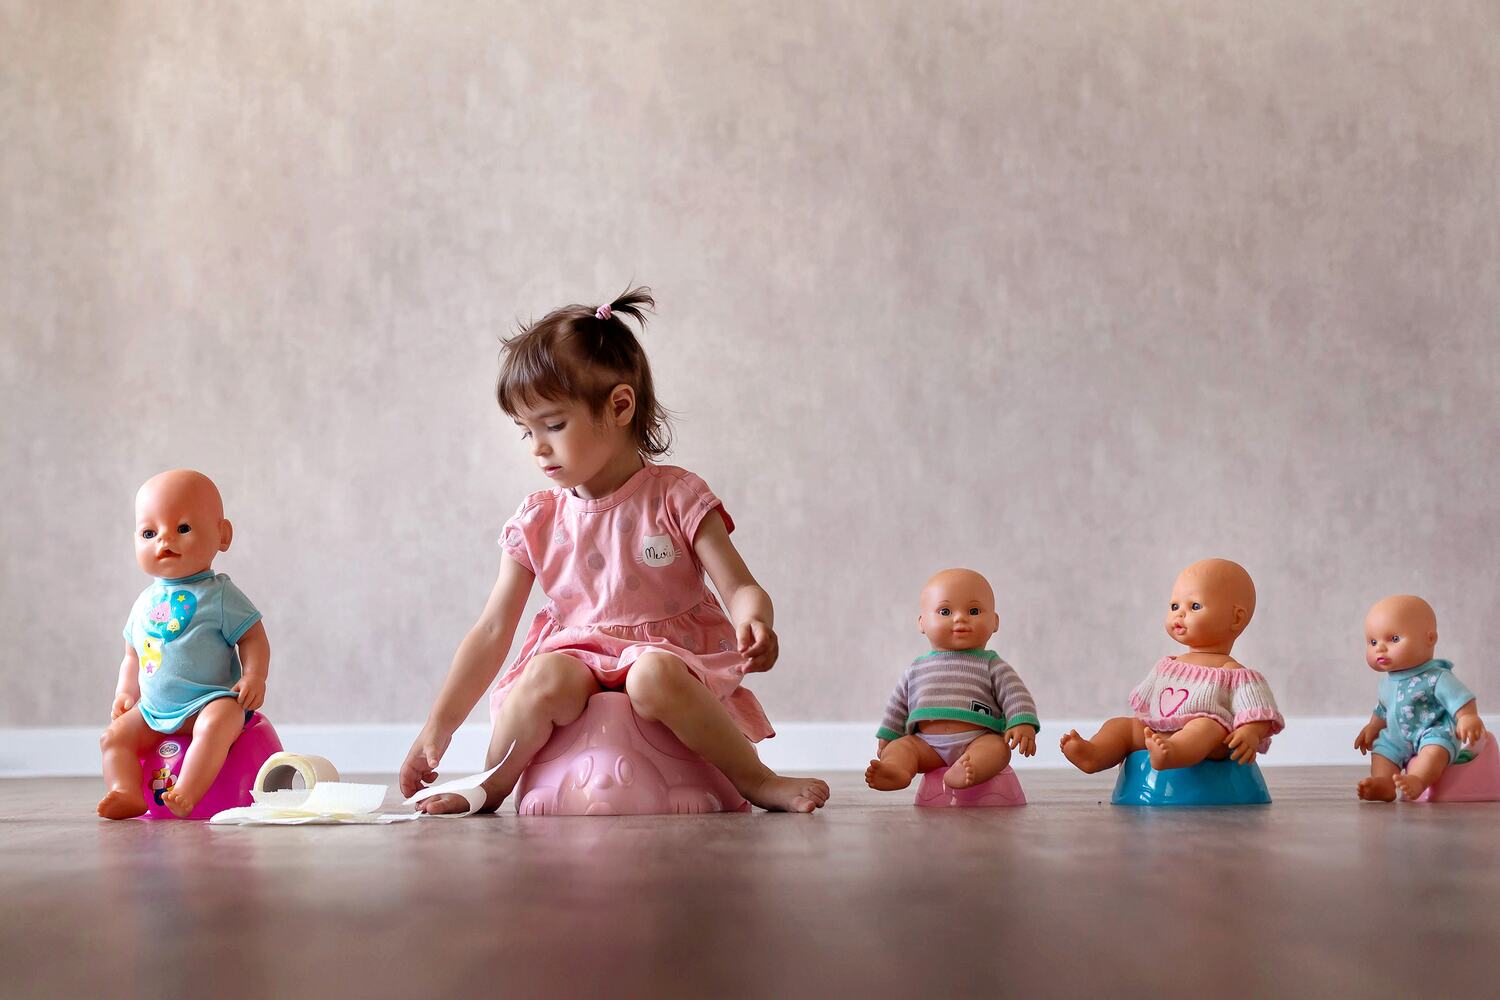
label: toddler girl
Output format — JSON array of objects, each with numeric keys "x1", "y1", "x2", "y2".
[{"x1": 399, "y1": 288, "x2": 829, "y2": 813}]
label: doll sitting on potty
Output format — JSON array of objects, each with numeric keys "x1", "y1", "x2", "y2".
[{"x1": 98, "y1": 470, "x2": 271, "y2": 820}]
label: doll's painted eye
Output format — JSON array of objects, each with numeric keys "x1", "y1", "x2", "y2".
[
  {"x1": 968, "y1": 607, "x2": 980, "y2": 616},
  {"x1": 938, "y1": 608, "x2": 951, "y2": 616},
  {"x1": 141, "y1": 529, "x2": 156, "y2": 540},
  {"x1": 177, "y1": 523, "x2": 191, "y2": 534},
  {"x1": 1170, "y1": 602, "x2": 1180, "y2": 611},
  {"x1": 1390, "y1": 635, "x2": 1401, "y2": 643},
  {"x1": 1369, "y1": 639, "x2": 1378, "y2": 646},
  {"x1": 1191, "y1": 602, "x2": 1202, "y2": 611}
]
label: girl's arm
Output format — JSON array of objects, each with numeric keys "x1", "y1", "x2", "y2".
[
  {"x1": 398, "y1": 554, "x2": 535, "y2": 796},
  {"x1": 112, "y1": 642, "x2": 141, "y2": 719},
  {"x1": 692, "y1": 510, "x2": 778, "y2": 673}
]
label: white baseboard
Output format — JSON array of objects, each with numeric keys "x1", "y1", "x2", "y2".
[{"x1": 0, "y1": 717, "x2": 1371, "y2": 779}]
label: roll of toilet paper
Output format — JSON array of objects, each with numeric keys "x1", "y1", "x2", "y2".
[{"x1": 254, "y1": 752, "x2": 340, "y2": 795}]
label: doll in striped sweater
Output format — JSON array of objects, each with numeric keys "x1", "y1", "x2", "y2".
[
  {"x1": 866, "y1": 568, "x2": 1040, "y2": 792},
  {"x1": 1059, "y1": 558, "x2": 1284, "y2": 773}
]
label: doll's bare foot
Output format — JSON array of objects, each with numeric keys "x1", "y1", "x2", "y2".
[
  {"x1": 1356, "y1": 776, "x2": 1397, "y2": 802},
  {"x1": 743, "y1": 772, "x2": 829, "y2": 812},
  {"x1": 943, "y1": 754, "x2": 978, "y2": 789},
  {"x1": 97, "y1": 788, "x2": 148, "y2": 820},
  {"x1": 1059, "y1": 730, "x2": 1110, "y2": 773},
  {"x1": 1144, "y1": 728, "x2": 1176, "y2": 770},
  {"x1": 161, "y1": 787, "x2": 200, "y2": 819},
  {"x1": 865, "y1": 758, "x2": 916, "y2": 791},
  {"x1": 1393, "y1": 771, "x2": 1429, "y2": 801}
]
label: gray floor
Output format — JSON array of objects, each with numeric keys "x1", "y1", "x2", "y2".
[{"x1": 3, "y1": 767, "x2": 1497, "y2": 999}]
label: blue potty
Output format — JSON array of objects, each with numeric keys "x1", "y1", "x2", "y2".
[{"x1": 1111, "y1": 749, "x2": 1271, "y2": 806}]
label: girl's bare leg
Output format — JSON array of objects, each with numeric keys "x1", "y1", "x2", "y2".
[
  {"x1": 1143, "y1": 717, "x2": 1230, "y2": 771},
  {"x1": 626, "y1": 652, "x2": 829, "y2": 812},
  {"x1": 98, "y1": 707, "x2": 160, "y2": 819},
  {"x1": 419, "y1": 652, "x2": 600, "y2": 815},
  {"x1": 1060, "y1": 716, "x2": 1146, "y2": 773},
  {"x1": 865, "y1": 734, "x2": 944, "y2": 791},
  {"x1": 1357, "y1": 753, "x2": 1400, "y2": 802},
  {"x1": 944, "y1": 732, "x2": 1012, "y2": 789},
  {"x1": 162, "y1": 698, "x2": 246, "y2": 818}
]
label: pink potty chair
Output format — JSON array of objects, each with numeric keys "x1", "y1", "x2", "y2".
[
  {"x1": 1416, "y1": 734, "x2": 1500, "y2": 803},
  {"x1": 138, "y1": 711, "x2": 283, "y2": 820},
  {"x1": 915, "y1": 765, "x2": 1026, "y2": 808},
  {"x1": 514, "y1": 692, "x2": 749, "y2": 815}
]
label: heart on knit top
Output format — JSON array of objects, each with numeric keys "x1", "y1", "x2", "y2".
[{"x1": 1158, "y1": 687, "x2": 1189, "y2": 717}]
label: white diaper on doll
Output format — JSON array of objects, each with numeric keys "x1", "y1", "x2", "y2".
[{"x1": 1128, "y1": 657, "x2": 1284, "y2": 753}]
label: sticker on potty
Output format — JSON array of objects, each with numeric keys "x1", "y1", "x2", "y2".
[{"x1": 157, "y1": 741, "x2": 182, "y2": 759}]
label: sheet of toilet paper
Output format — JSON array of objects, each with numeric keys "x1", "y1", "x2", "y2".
[
  {"x1": 210, "y1": 782, "x2": 420, "y2": 825},
  {"x1": 404, "y1": 762, "x2": 504, "y2": 818}
]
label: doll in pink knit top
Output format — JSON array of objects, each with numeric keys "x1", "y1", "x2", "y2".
[{"x1": 1060, "y1": 558, "x2": 1284, "y2": 773}]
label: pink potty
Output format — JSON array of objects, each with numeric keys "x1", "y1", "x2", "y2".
[
  {"x1": 138, "y1": 711, "x2": 283, "y2": 820},
  {"x1": 514, "y1": 692, "x2": 749, "y2": 815},
  {"x1": 1416, "y1": 734, "x2": 1500, "y2": 803},
  {"x1": 915, "y1": 765, "x2": 1026, "y2": 808}
]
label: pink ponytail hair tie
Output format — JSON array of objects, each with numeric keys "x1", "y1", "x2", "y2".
[{"x1": 595, "y1": 304, "x2": 612, "y2": 321}]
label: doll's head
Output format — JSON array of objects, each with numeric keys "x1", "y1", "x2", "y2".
[
  {"x1": 1164, "y1": 558, "x2": 1255, "y2": 653},
  {"x1": 1363, "y1": 595, "x2": 1438, "y2": 672},
  {"x1": 918, "y1": 568, "x2": 999, "y2": 652},
  {"x1": 496, "y1": 287, "x2": 672, "y2": 490},
  {"x1": 134, "y1": 470, "x2": 232, "y2": 579}
]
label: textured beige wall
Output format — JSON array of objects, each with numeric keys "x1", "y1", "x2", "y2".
[{"x1": 3, "y1": 1, "x2": 1498, "y2": 731}]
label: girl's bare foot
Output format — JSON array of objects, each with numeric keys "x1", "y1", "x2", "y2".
[
  {"x1": 97, "y1": 788, "x2": 147, "y2": 820},
  {"x1": 1392, "y1": 772, "x2": 1429, "y2": 800},
  {"x1": 743, "y1": 772, "x2": 829, "y2": 812},
  {"x1": 1060, "y1": 730, "x2": 1110, "y2": 773},
  {"x1": 943, "y1": 754, "x2": 979, "y2": 789},
  {"x1": 1356, "y1": 776, "x2": 1397, "y2": 802},
  {"x1": 864, "y1": 758, "x2": 915, "y2": 791}
]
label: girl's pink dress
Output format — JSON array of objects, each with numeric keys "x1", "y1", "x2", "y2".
[{"x1": 489, "y1": 463, "x2": 774, "y2": 741}]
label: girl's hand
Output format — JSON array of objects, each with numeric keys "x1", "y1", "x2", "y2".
[
  {"x1": 232, "y1": 675, "x2": 266, "y2": 711},
  {"x1": 1005, "y1": 726, "x2": 1037, "y2": 756},
  {"x1": 399, "y1": 726, "x2": 453, "y2": 798},
  {"x1": 111, "y1": 691, "x2": 135, "y2": 720},
  {"x1": 737, "y1": 619, "x2": 779, "y2": 673}
]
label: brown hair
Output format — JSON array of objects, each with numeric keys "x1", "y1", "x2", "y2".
[{"x1": 496, "y1": 286, "x2": 673, "y2": 457}]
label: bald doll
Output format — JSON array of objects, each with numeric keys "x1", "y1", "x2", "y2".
[
  {"x1": 1354, "y1": 596, "x2": 1486, "y2": 801},
  {"x1": 865, "y1": 568, "x2": 1040, "y2": 793},
  {"x1": 1060, "y1": 558, "x2": 1284, "y2": 774},
  {"x1": 98, "y1": 470, "x2": 269, "y2": 819}
]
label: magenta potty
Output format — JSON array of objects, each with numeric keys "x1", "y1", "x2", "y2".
[{"x1": 138, "y1": 711, "x2": 283, "y2": 820}]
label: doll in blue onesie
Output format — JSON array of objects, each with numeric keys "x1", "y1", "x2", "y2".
[
  {"x1": 97, "y1": 470, "x2": 271, "y2": 820},
  {"x1": 1354, "y1": 595, "x2": 1486, "y2": 801}
]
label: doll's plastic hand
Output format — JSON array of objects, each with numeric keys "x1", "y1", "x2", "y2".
[
  {"x1": 1354, "y1": 725, "x2": 1380, "y2": 755},
  {"x1": 110, "y1": 691, "x2": 135, "y2": 720},
  {"x1": 399, "y1": 727, "x2": 452, "y2": 798},
  {"x1": 1005, "y1": 726, "x2": 1037, "y2": 756},
  {"x1": 231, "y1": 675, "x2": 266, "y2": 711},
  {"x1": 736, "y1": 619, "x2": 779, "y2": 673},
  {"x1": 1457, "y1": 715, "x2": 1487, "y2": 746},
  {"x1": 1225, "y1": 726, "x2": 1261, "y2": 764}
]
